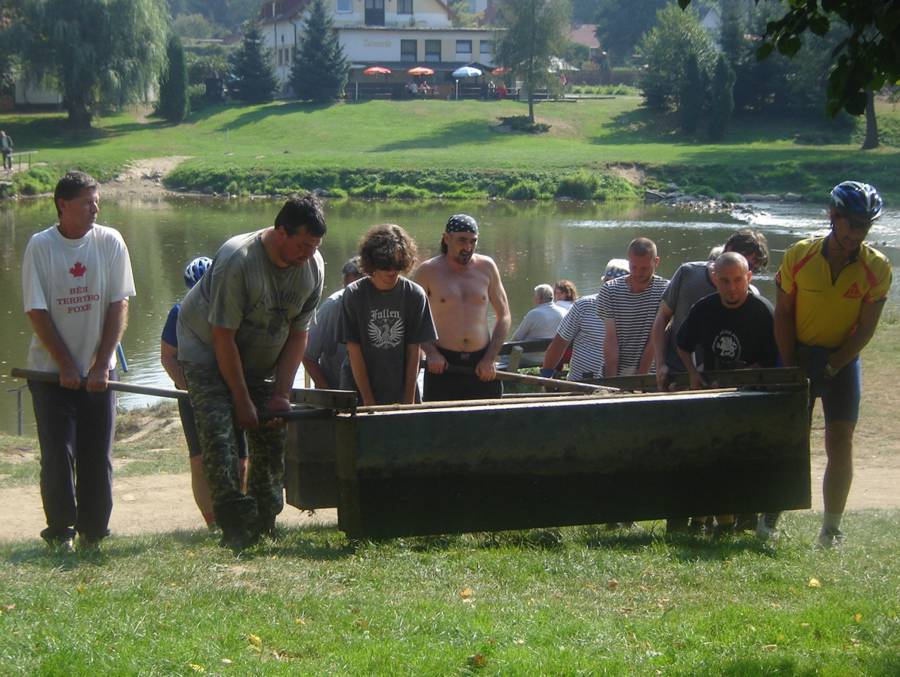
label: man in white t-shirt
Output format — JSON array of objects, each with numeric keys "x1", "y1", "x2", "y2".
[{"x1": 22, "y1": 171, "x2": 135, "y2": 551}]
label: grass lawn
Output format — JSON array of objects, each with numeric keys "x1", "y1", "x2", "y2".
[
  {"x1": 0, "y1": 318, "x2": 898, "y2": 674},
  {"x1": 2, "y1": 97, "x2": 899, "y2": 200},
  {"x1": 0, "y1": 514, "x2": 898, "y2": 675}
]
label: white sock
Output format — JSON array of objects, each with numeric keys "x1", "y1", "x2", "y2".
[{"x1": 822, "y1": 512, "x2": 843, "y2": 532}]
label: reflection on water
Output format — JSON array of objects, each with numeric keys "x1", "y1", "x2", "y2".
[{"x1": 0, "y1": 196, "x2": 897, "y2": 434}]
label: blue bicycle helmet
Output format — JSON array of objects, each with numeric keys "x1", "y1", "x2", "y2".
[
  {"x1": 184, "y1": 256, "x2": 212, "y2": 289},
  {"x1": 829, "y1": 181, "x2": 883, "y2": 223}
]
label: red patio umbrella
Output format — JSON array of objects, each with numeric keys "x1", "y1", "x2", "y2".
[
  {"x1": 363, "y1": 66, "x2": 392, "y2": 76},
  {"x1": 492, "y1": 66, "x2": 509, "y2": 75},
  {"x1": 407, "y1": 66, "x2": 435, "y2": 76}
]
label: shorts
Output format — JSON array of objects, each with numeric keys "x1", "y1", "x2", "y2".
[
  {"x1": 178, "y1": 396, "x2": 248, "y2": 459},
  {"x1": 423, "y1": 346, "x2": 503, "y2": 402},
  {"x1": 799, "y1": 345, "x2": 861, "y2": 424}
]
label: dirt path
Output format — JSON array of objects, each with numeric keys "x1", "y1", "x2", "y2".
[
  {"x1": 0, "y1": 473, "x2": 336, "y2": 542},
  {"x1": 101, "y1": 156, "x2": 191, "y2": 199},
  {"x1": 0, "y1": 455, "x2": 896, "y2": 543}
]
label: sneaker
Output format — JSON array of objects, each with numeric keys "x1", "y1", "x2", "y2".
[
  {"x1": 817, "y1": 526, "x2": 844, "y2": 549},
  {"x1": 756, "y1": 513, "x2": 780, "y2": 541},
  {"x1": 41, "y1": 527, "x2": 75, "y2": 553}
]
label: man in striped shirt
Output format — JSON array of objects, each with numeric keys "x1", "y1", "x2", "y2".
[
  {"x1": 599, "y1": 238, "x2": 669, "y2": 377},
  {"x1": 540, "y1": 260, "x2": 628, "y2": 382}
]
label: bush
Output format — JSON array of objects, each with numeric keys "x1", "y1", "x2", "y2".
[
  {"x1": 555, "y1": 171, "x2": 599, "y2": 200},
  {"x1": 13, "y1": 167, "x2": 56, "y2": 196},
  {"x1": 505, "y1": 180, "x2": 542, "y2": 200}
]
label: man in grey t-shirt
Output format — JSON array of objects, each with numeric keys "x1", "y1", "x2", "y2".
[
  {"x1": 177, "y1": 194, "x2": 326, "y2": 551},
  {"x1": 303, "y1": 256, "x2": 363, "y2": 390}
]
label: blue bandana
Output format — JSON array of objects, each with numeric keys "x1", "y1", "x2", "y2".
[{"x1": 445, "y1": 214, "x2": 478, "y2": 234}]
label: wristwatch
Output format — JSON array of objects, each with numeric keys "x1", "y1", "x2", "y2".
[{"x1": 823, "y1": 362, "x2": 839, "y2": 379}]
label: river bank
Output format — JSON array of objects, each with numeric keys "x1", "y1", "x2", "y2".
[{"x1": 2, "y1": 98, "x2": 898, "y2": 203}]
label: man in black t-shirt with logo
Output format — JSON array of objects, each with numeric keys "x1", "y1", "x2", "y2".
[
  {"x1": 676, "y1": 252, "x2": 777, "y2": 387},
  {"x1": 674, "y1": 251, "x2": 778, "y2": 537}
]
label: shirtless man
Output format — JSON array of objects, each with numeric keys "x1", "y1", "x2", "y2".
[{"x1": 415, "y1": 214, "x2": 511, "y2": 401}]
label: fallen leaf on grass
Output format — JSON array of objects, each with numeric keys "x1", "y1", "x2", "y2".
[
  {"x1": 295, "y1": 617, "x2": 307, "y2": 625},
  {"x1": 459, "y1": 587, "x2": 474, "y2": 599},
  {"x1": 607, "y1": 579, "x2": 618, "y2": 591},
  {"x1": 853, "y1": 613, "x2": 862, "y2": 623},
  {"x1": 467, "y1": 654, "x2": 487, "y2": 669},
  {"x1": 189, "y1": 664, "x2": 205, "y2": 673},
  {"x1": 512, "y1": 638, "x2": 525, "y2": 645},
  {"x1": 248, "y1": 634, "x2": 262, "y2": 648},
  {"x1": 761, "y1": 644, "x2": 777, "y2": 651},
  {"x1": 807, "y1": 578, "x2": 822, "y2": 588}
]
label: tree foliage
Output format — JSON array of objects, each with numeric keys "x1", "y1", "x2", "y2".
[
  {"x1": 230, "y1": 23, "x2": 278, "y2": 103},
  {"x1": 9, "y1": 0, "x2": 168, "y2": 129},
  {"x1": 636, "y1": 3, "x2": 715, "y2": 111},
  {"x1": 494, "y1": 0, "x2": 571, "y2": 123},
  {"x1": 679, "y1": 53, "x2": 703, "y2": 134},
  {"x1": 289, "y1": 0, "x2": 349, "y2": 102},
  {"x1": 709, "y1": 54, "x2": 736, "y2": 140},
  {"x1": 158, "y1": 34, "x2": 190, "y2": 122},
  {"x1": 594, "y1": 0, "x2": 668, "y2": 65},
  {"x1": 677, "y1": 0, "x2": 900, "y2": 117}
]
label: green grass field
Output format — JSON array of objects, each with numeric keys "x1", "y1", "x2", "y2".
[
  {"x1": 0, "y1": 322, "x2": 898, "y2": 675},
  {"x1": 3, "y1": 97, "x2": 899, "y2": 200},
  {"x1": 1, "y1": 514, "x2": 898, "y2": 675}
]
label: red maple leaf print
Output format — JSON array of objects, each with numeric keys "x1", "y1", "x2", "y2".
[{"x1": 70, "y1": 261, "x2": 87, "y2": 277}]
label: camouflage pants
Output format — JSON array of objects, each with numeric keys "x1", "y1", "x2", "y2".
[{"x1": 182, "y1": 363, "x2": 286, "y2": 533}]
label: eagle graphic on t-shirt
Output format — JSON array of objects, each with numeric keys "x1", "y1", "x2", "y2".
[{"x1": 368, "y1": 317, "x2": 404, "y2": 349}]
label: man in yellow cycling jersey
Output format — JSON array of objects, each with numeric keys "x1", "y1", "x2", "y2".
[{"x1": 772, "y1": 181, "x2": 892, "y2": 548}]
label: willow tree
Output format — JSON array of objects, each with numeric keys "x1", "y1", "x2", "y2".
[
  {"x1": 15, "y1": 0, "x2": 168, "y2": 129},
  {"x1": 493, "y1": 0, "x2": 571, "y2": 124}
]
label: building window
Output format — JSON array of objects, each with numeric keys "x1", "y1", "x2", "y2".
[
  {"x1": 401, "y1": 39, "x2": 417, "y2": 63},
  {"x1": 425, "y1": 39, "x2": 441, "y2": 63},
  {"x1": 336, "y1": 0, "x2": 351, "y2": 12},
  {"x1": 456, "y1": 40, "x2": 472, "y2": 58},
  {"x1": 398, "y1": 0, "x2": 413, "y2": 14},
  {"x1": 480, "y1": 40, "x2": 492, "y2": 57}
]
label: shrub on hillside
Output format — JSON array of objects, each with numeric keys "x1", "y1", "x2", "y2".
[
  {"x1": 505, "y1": 180, "x2": 542, "y2": 200},
  {"x1": 556, "y1": 171, "x2": 599, "y2": 200}
]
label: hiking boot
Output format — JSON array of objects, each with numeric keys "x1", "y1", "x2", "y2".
[
  {"x1": 817, "y1": 526, "x2": 844, "y2": 549},
  {"x1": 756, "y1": 513, "x2": 780, "y2": 542}
]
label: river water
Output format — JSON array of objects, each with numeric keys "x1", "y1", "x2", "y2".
[{"x1": 1, "y1": 196, "x2": 897, "y2": 435}]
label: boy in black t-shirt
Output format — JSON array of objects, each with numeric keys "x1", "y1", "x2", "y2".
[{"x1": 340, "y1": 224, "x2": 437, "y2": 405}]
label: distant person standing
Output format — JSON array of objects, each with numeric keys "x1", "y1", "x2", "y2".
[
  {"x1": 22, "y1": 171, "x2": 135, "y2": 551},
  {"x1": 160, "y1": 256, "x2": 248, "y2": 530},
  {"x1": 177, "y1": 194, "x2": 326, "y2": 551},
  {"x1": 0, "y1": 130, "x2": 13, "y2": 170},
  {"x1": 303, "y1": 256, "x2": 364, "y2": 390},
  {"x1": 339, "y1": 224, "x2": 437, "y2": 405},
  {"x1": 774, "y1": 181, "x2": 892, "y2": 548},
  {"x1": 599, "y1": 238, "x2": 668, "y2": 377}
]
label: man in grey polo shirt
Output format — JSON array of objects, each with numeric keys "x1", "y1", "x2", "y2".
[{"x1": 178, "y1": 194, "x2": 326, "y2": 551}]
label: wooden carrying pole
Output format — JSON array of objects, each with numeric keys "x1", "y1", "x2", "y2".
[{"x1": 10, "y1": 368, "x2": 329, "y2": 421}]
